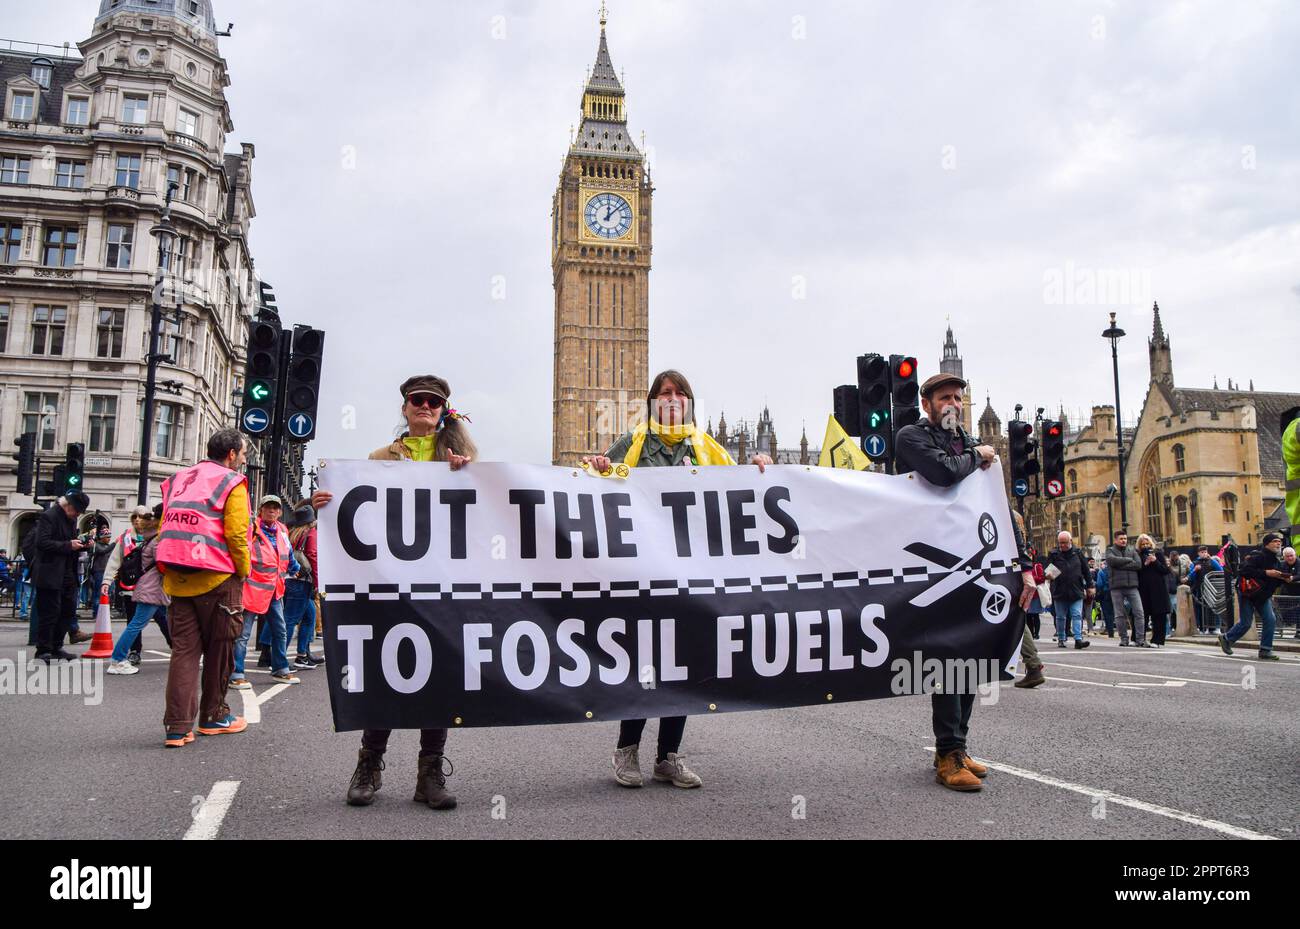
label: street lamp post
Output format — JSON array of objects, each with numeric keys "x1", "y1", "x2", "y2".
[
  {"x1": 1102, "y1": 312, "x2": 1129, "y2": 531},
  {"x1": 1105, "y1": 483, "x2": 1118, "y2": 541},
  {"x1": 137, "y1": 184, "x2": 179, "y2": 505}
]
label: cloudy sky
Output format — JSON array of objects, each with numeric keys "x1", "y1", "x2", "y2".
[{"x1": 13, "y1": 1, "x2": 1299, "y2": 461}]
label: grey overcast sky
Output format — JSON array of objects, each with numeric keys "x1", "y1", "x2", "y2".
[{"x1": 10, "y1": 1, "x2": 1299, "y2": 461}]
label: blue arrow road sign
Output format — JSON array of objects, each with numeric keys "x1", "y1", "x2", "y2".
[
  {"x1": 863, "y1": 434, "x2": 887, "y2": 458},
  {"x1": 287, "y1": 413, "x2": 314, "y2": 440},
  {"x1": 242, "y1": 409, "x2": 270, "y2": 435},
  {"x1": 1013, "y1": 478, "x2": 1029, "y2": 497}
]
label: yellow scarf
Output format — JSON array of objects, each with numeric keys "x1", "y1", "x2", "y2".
[
  {"x1": 402, "y1": 434, "x2": 437, "y2": 462},
  {"x1": 623, "y1": 420, "x2": 736, "y2": 468}
]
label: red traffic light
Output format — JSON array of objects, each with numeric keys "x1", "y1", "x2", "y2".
[
  {"x1": 1047, "y1": 424, "x2": 1062, "y2": 437},
  {"x1": 896, "y1": 358, "x2": 915, "y2": 379}
]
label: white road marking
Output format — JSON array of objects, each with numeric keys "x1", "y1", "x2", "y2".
[
  {"x1": 1044, "y1": 661, "x2": 1238, "y2": 686},
  {"x1": 184, "y1": 780, "x2": 240, "y2": 840},
  {"x1": 1047, "y1": 675, "x2": 1186, "y2": 689},
  {"x1": 238, "y1": 682, "x2": 293, "y2": 725},
  {"x1": 146, "y1": 650, "x2": 171, "y2": 658},
  {"x1": 923, "y1": 748, "x2": 1276, "y2": 840}
]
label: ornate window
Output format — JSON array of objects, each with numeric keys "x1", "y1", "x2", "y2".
[
  {"x1": 1068, "y1": 468, "x2": 1078, "y2": 495},
  {"x1": 1172, "y1": 443, "x2": 1186, "y2": 473},
  {"x1": 1220, "y1": 493, "x2": 1237, "y2": 523},
  {"x1": 1175, "y1": 495, "x2": 1188, "y2": 527}
]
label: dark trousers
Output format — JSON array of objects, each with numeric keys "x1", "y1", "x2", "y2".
[
  {"x1": 362, "y1": 728, "x2": 448, "y2": 758},
  {"x1": 932, "y1": 692, "x2": 976, "y2": 755},
  {"x1": 618, "y1": 717, "x2": 686, "y2": 762},
  {"x1": 1150, "y1": 611, "x2": 1168, "y2": 646},
  {"x1": 1027, "y1": 614, "x2": 1041, "y2": 638},
  {"x1": 35, "y1": 583, "x2": 76, "y2": 653}
]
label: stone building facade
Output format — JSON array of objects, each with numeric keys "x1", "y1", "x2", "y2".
[{"x1": 0, "y1": 0, "x2": 259, "y2": 550}]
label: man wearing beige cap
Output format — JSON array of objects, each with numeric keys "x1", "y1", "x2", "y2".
[{"x1": 895, "y1": 372, "x2": 1037, "y2": 792}]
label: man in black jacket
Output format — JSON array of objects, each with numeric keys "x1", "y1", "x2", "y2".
[
  {"x1": 1219, "y1": 533, "x2": 1289, "y2": 660},
  {"x1": 32, "y1": 492, "x2": 92, "y2": 662},
  {"x1": 1047, "y1": 531, "x2": 1094, "y2": 649},
  {"x1": 895, "y1": 373, "x2": 1036, "y2": 792}
]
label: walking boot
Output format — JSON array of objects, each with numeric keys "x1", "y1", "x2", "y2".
[
  {"x1": 413, "y1": 755, "x2": 457, "y2": 810},
  {"x1": 934, "y1": 749, "x2": 983, "y2": 792},
  {"x1": 933, "y1": 749, "x2": 988, "y2": 778},
  {"x1": 1014, "y1": 665, "x2": 1046, "y2": 688},
  {"x1": 346, "y1": 748, "x2": 384, "y2": 806}
]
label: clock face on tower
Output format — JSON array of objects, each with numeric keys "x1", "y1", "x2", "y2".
[{"x1": 584, "y1": 192, "x2": 633, "y2": 239}]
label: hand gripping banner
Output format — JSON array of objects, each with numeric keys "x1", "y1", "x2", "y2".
[{"x1": 317, "y1": 460, "x2": 1025, "y2": 731}]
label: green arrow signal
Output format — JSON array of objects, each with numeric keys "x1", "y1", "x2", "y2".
[
  {"x1": 67, "y1": 474, "x2": 81, "y2": 486},
  {"x1": 248, "y1": 381, "x2": 271, "y2": 402}
]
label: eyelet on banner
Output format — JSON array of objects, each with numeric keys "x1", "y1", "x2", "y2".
[
  {"x1": 691, "y1": 468, "x2": 699, "y2": 475},
  {"x1": 826, "y1": 693, "x2": 834, "y2": 701},
  {"x1": 585, "y1": 711, "x2": 593, "y2": 719},
  {"x1": 708, "y1": 703, "x2": 717, "y2": 711},
  {"x1": 453, "y1": 717, "x2": 463, "y2": 726}
]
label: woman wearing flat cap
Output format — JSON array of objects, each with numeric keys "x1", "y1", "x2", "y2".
[{"x1": 312, "y1": 374, "x2": 476, "y2": 811}]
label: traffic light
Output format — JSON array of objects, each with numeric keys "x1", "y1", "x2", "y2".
[
  {"x1": 1041, "y1": 420, "x2": 1066, "y2": 497},
  {"x1": 63, "y1": 442, "x2": 85, "y2": 494},
  {"x1": 241, "y1": 316, "x2": 282, "y2": 438},
  {"x1": 833, "y1": 385, "x2": 861, "y2": 437},
  {"x1": 857, "y1": 353, "x2": 892, "y2": 462},
  {"x1": 889, "y1": 355, "x2": 921, "y2": 449},
  {"x1": 11, "y1": 433, "x2": 36, "y2": 495},
  {"x1": 1008, "y1": 420, "x2": 1039, "y2": 494},
  {"x1": 283, "y1": 325, "x2": 325, "y2": 442}
]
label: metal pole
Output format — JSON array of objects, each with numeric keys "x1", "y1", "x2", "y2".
[
  {"x1": 1102, "y1": 313, "x2": 1129, "y2": 532},
  {"x1": 264, "y1": 328, "x2": 292, "y2": 499},
  {"x1": 137, "y1": 185, "x2": 178, "y2": 505}
]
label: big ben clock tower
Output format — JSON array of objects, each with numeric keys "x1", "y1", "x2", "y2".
[{"x1": 552, "y1": 4, "x2": 653, "y2": 465}]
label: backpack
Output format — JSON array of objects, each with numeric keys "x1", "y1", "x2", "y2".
[
  {"x1": 20, "y1": 524, "x2": 39, "y2": 566},
  {"x1": 118, "y1": 544, "x2": 146, "y2": 589},
  {"x1": 292, "y1": 549, "x2": 314, "y2": 587}
]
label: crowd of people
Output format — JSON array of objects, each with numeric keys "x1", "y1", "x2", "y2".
[{"x1": 3, "y1": 367, "x2": 1296, "y2": 809}]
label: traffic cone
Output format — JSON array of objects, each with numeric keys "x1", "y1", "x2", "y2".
[{"x1": 82, "y1": 593, "x2": 115, "y2": 659}]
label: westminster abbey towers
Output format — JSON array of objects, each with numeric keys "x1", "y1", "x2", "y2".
[{"x1": 551, "y1": 7, "x2": 652, "y2": 465}]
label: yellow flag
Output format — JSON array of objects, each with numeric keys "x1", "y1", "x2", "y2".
[{"x1": 818, "y1": 415, "x2": 872, "y2": 470}]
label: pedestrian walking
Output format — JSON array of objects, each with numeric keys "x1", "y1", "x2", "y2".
[
  {"x1": 31, "y1": 493, "x2": 93, "y2": 662},
  {"x1": 1219, "y1": 533, "x2": 1289, "y2": 660},
  {"x1": 1047, "y1": 531, "x2": 1093, "y2": 649}
]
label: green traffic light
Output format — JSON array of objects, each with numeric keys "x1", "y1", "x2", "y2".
[
  {"x1": 67, "y1": 474, "x2": 81, "y2": 486},
  {"x1": 248, "y1": 381, "x2": 271, "y2": 403},
  {"x1": 869, "y1": 410, "x2": 889, "y2": 429}
]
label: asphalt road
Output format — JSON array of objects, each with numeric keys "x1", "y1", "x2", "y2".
[{"x1": 1, "y1": 618, "x2": 1296, "y2": 840}]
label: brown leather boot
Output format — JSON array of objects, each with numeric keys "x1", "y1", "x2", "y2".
[
  {"x1": 413, "y1": 755, "x2": 457, "y2": 810},
  {"x1": 935, "y1": 750, "x2": 983, "y2": 791},
  {"x1": 346, "y1": 748, "x2": 384, "y2": 806},
  {"x1": 1015, "y1": 666, "x2": 1046, "y2": 688},
  {"x1": 932, "y1": 750, "x2": 988, "y2": 778}
]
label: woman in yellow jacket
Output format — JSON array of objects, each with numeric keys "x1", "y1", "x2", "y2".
[
  {"x1": 585, "y1": 369, "x2": 771, "y2": 789},
  {"x1": 312, "y1": 375, "x2": 476, "y2": 811}
]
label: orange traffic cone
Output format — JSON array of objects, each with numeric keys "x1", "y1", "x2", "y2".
[{"x1": 82, "y1": 593, "x2": 115, "y2": 659}]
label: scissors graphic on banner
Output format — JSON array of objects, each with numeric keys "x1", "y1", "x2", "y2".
[{"x1": 904, "y1": 512, "x2": 1011, "y2": 623}]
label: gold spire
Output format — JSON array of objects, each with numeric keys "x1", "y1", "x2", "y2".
[{"x1": 599, "y1": 1, "x2": 608, "y2": 29}]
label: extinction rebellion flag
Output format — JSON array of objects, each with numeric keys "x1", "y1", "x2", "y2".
[{"x1": 317, "y1": 459, "x2": 1025, "y2": 731}]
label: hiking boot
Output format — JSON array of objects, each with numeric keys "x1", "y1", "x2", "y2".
[
  {"x1": 68, "y1": 630, "x2": 93, "y2": 645},
  {"x1": 346, "y1": 748, "x2": 385, "y2": 806},
  {"x1": 1074, "y1": 639, "x2": 1091, "y2": 650},
  {"x1": 935, "y1": 749, "x2": 983, "y2": 791},
  {"x1": 106, "y1": 660, "x2": 139, "y2": 676},
  {"x1": 1217, "y1": 634, "x2": 1233, "y2": 655},
  {"x1": 1015, "y1": 666, "x2": 1046, "y2": 688},
  {"x1": 50, "y1": 649, "x2": 78, "y2": 661},
  {"x1": 1257, "y1": 651, "x2": 1280, "y2": 661},
  {"x1": 933, "y1": 750, "x2": 987, "y2": 778},
  {"x1": 652, "y1": 752, "x2": 703, "y2": 788},
  {"x1": 413, "y1": 755, "x2": 457, "y2": 810},
  {"x1": 611, "y1": 744, "x2": 643, "y2": 787}
]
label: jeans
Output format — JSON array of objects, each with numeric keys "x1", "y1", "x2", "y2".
[
  {"x1": 234, "y1": 597, "x2": 287, "y2": 678},
  {"x1": 932, "y1": 692, "x2": 977, "y2": 755},
  {"x1": 1054, "y1": 598, "x2": 1084, "y2": 642},
  {"x1": 111, "y1": 602, "x2": 167, "y2": 663},
  {"x1": 1225, "y1": 594, "x2": 1277, "y2": 652},
  {"x1": 1099, "y1": 591, "x2": 1115, "y2": 633},
  {"x1": 1111, "y1": 588, "x2": 1146, "y2": 644},
  {"x1": 282, "y1": 580, "x2": 315, "y2": 655},
  {"x1": 18, "y1": 580, "x2": 35, "y2": 620}
]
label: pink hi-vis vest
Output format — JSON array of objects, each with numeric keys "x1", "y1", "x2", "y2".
[
  {"x1": 157, "y1": 460, "x2": 248, "y2": 574},
  {"x1": 242, "y1": 522, "x2": 290, "y2": 615}
]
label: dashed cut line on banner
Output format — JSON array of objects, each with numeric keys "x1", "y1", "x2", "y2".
[{"x1": 922, "y1": 749, "x2": 1276, "y2": 840}]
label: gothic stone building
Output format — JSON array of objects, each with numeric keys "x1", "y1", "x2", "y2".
[
  {"x1": 0, "y1": 0, "x2": 259, "y2": 550},
  {"x1": 551, "y1": 8, "x2": 651, "y2": 465}
]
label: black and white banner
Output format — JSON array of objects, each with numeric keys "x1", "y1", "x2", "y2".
[{"x1": 317, "y1": 460, "x2": 1025, "y2": 731}]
